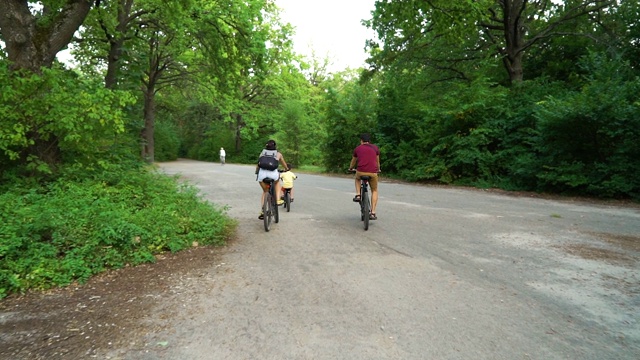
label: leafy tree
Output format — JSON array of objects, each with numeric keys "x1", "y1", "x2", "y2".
[
  {"x1": 0, "y1": 62, "x2": 135, "y2": 175},
  {"x1": 365, "y1": 0, "x2": 614, "y2": 84},
  {"x1": 74, "y1": 0, "x2": 153, "y2": 89},
  {"x1": 323, "y1": 70, "x2": 378, "y2": 172},
  {"x1": 73, "y1": 0, "x2": 279, "y2": 163},
  {"x1": 174, "y1": 3, "x2": 310, "y2": 164},
  {"x1": 591, "y1": 0, "x2": 640, "y2": 69},
  {"x1": 0, "y1": 0, "x2": 102, "y2": 169},
  {"x1": 222, "y1": 2, "x2": 299, "y2": 156}
]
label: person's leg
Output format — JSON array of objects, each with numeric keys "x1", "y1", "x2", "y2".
[
  {"x1": 259, "y1": 182, "x2": 268, "y2": 218},
  {"x1": 354, "y1": 177, "x2": 361, "y2": 199},
  {"x1": 369, "y1": 174, "x2": 379, "y2": 217},
  {"x1": 275, "y1": 181, "x2": 283, "y2": 204},
  {"x1": 371, "y1": 189, "x2": 378, "y2": 215}
]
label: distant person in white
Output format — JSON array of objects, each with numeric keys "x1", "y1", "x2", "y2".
[{"x1": 219, "y1": 147, "x2": 226, "y2": 165}]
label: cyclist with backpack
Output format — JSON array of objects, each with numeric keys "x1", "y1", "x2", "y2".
[{"x1": 255, "y1": 139, "x2": 289, "y2": 219}]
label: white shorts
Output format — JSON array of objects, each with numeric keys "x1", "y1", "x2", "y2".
[{"x1": 257, "y1": 169, "x2": 279, "y2": 182}]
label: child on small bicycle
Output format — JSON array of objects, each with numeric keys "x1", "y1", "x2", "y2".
[{"x1": 279, "y1": 167, "x2": 297, "y2": 202}]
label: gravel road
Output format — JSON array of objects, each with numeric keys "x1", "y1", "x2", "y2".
[{"x1": 105, "y1": 159, "x2": 639, "y2": 360}]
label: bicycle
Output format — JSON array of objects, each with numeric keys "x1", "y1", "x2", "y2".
[
  {"x1": 349, "y1": 170, "x2": 372, "y2": 231},
  {"x1": 282, "y1": 187, "x2": 292, "y2": 212},
  {"x1": 261, "y1": 177, "x2": 280, "y2": 231}
]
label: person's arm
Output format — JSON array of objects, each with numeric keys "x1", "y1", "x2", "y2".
[
  {"x1": 256, "y1": 151, "x2": 263, "y2": 174},
  {"x1": 349, "y1": 156, "x2": 357, "y2": 170},
  {"x1": 377, "y1": 155, "x2": 381, "y2": 172},
  {"x1": 279, "y1": 153, "x2": 289, "y2": 170}
]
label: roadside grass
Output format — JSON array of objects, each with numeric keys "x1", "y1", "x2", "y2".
[
  {"x1": 296, "y1": 165, "x2": 325, "y2": 173},
  {"x1": 0, "y1": 163, "x2": 235, "y2": 299}
]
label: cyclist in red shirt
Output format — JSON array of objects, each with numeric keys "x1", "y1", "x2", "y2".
[{"x1": 348, "y1": 133, "x2": 380, "y2": 220}]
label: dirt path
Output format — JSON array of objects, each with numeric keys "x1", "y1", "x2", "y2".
[{"x1": 1, "y1": 160, "x2": 639, "y2": 359}]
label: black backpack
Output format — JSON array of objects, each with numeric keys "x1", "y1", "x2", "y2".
[{"x1": 258, "y1": 150, "x2": 279, "y2": 170}]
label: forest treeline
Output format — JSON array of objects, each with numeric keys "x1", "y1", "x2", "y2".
[{"x1": 0, "y1": 0, "x2": 638, "y2": 296}]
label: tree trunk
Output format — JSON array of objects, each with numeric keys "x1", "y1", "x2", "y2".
[
  {"x1": 234, "y1": 113, "x2": 244, "y2": 153},
  {"x1": 502, "y1": 0, "x2": 526, "y2": 83},
  {"x1": 104, "y1": 38, "x2": 124, "y2": 88},
  {"x1": 0, "y1": 0, "x2": 93, "y2": 72},
  {"x1": 503, "y1": 51, "x2": 524, "y2": 83},
  {"x1": 103, "y1": 0, "x2": 136, "y2": 88},
  {"x1": 141, "y1": 86, "x2": 156, "y2": 163},
  {"x1": 492, "y1": 0, "x2": 612, "y2": 84},
  {"x1": 20, "y1": 131, "x2": 62, "y2": 171},
  {"x1": 140, "y1": 31, "x2": 162, "y2": 164}
]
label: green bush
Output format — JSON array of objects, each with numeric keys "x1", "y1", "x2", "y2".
[
  {"x1": 154, "y1": 118, "x2": 181, "y2": 161},
  {"x1": 0, "y1": 63, "x2": 135, "y2": 173},
  {"x1": 0, "y1": 164, "x2": 235, "y2": 298},
  {"x1": 533, "y1": 53, "x2": 640, "y2": 198}
]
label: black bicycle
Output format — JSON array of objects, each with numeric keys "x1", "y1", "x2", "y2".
[
  {"x1": 349, "y1": 170, "x2": 372, "y2": 231},
  {"x1": 282, "y1": 187, "x2": 292, "y2": 212},
  {"x1": 262, "y1": 177, "x2": 280, "y2": 231}
]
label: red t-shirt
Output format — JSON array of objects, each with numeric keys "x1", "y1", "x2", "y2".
[{"x1": 353, "y1": 143, "x2": 379, "y2": 173}]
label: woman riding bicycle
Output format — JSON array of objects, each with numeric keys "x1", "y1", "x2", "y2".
[
  {"x1": 348, "y1": 133, "x2": 380, "y2": 220},
  {"x1": 255, "y1": 139, "x2": 289, "y2": 219}
]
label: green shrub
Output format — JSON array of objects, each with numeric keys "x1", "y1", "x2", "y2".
[
  {"x1": 0, "y1": 164, "x2": 235, "y2": 298},
  {"x1": 0, "y1": 64, "x2": 135, "y2": 173},
  {"x1": 533, "y1": 53, "x2": 640, "y2": 198},
  {"x1": 154, "y1": 118, "x2": 181, "y2": 161}
]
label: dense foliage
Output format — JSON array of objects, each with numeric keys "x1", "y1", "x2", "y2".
[
  {"x1": 0, "y1": 63, "x2": 135, "y2": 174},
  {"x1": 0, "y1": 163, "x2": 234, "y2": 298},
  {"x1": 346, "y1": 0, "x2": 640, "y2": 199}
]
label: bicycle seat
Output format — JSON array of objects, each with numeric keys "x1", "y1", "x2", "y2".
[
  {"x1": 360, "y1": 175, "x2": 371, "y2": 181},
  {"x1": 263, "y1": 178, "x2": 275, "y2": 184}
]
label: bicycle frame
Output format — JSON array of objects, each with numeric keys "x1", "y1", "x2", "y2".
[
  {"x1": 262, "y1": 178, "x2": 280, "y2": 231},
  {"x1": 359, "y1": 176, "x2": 371, "y2": 231},
  {"x1": 282, "y1": 187, "x2": 292, "y2": 212}
]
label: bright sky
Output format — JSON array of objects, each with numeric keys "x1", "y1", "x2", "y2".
[{"x1": 275, "y1": 0, "x2": 377, "y2": 72}]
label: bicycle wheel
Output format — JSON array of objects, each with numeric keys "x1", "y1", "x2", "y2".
[
  {"x1": 274, "y1": 191, "x2": 280, "y2": 223},
  {"x1": 362, "y1": 190, "x2": 370, "y2": 231},
  {"x1": 263, "y1": 193, "x2": 272, "y2": 231},
  {"x1": 360, "y1": 189, "x2": 365, "y2": 221},
  {"x1": 285, "y1": 192, "x2": 291, "y2": 212}
]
